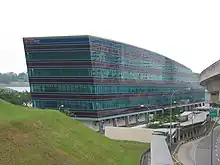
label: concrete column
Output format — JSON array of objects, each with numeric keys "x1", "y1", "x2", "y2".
[
  {"x1": 145, "y1": 113, "x2": 149, "y2": 123},
  {"x1": 113, "y1": 118, "x2": 117, "y2": 127},
  {"x1": 198, "y1": 128, "x2": 201, "y2": 135},
  {"x1": 177, "y1": 124, "x2": 181, "y2": 142},
  {"x1": 185, "y1": 132, "x2": 188, "y2": 139},
  {"x1": 208, "y1": 92, "x2": 211, "y2": 103},
  {"x1": 99, "y1": 121, "x2": 102, "y2": 133},
  {"x1": 135, "y1": 115, "x2": 139, "y2": 124},
  {"x1": 183, "y1": 133, "x2": 186, "y2": 140},
  {"x1": 124, "y1": 116, "x2": 129, "y2": 126},
  {"x1": 218, "y1": 91, "x2": 220, "y2": 103}
]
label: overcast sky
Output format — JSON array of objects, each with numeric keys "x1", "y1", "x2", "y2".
[{"x1": 0, "y1": 0, "x2": 220, "y2": 74}]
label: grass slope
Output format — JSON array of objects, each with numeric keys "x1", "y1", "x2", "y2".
[{"x1": 0, "y1": 100, "x2": 149, "y2": 165}]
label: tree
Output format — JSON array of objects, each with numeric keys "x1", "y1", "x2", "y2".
[
  {"x1": 20, "y1": 91, "x2": 32, "y2": 106},
  {"x1": 173, "y1": 107, "x2": 182, "y2": 115},
  {"x1": 0, "y1": 74, "x2": 11, "y2": 84},
  {"x1": 18, "y1": 72, "x2": 28, "y2": 82},
  {"x1": 0, "y1": 88, "x2": 31, "y2": 106},
  {"x1": 0, "y1": 72, "x2": 29, "y2": 84}
]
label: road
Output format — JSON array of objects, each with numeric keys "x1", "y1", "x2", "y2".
[
  {"x1": 195, "y1": 126, "x2": 220, "y2": 165},
  {"x1": 178, "y1": 139, "x2": 199, "y2": 165},
  {"x1": 178, "y1": 126, "x2": 220, "y2": 165}
]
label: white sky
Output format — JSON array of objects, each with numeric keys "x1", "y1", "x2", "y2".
[{"x1": 0, "y1": 0, "x2": 220, "y2": 74}]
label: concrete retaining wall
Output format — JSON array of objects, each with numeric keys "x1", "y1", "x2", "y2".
[
  {"x1": 81, "y1": 114, "x2": 152, "y2": 131},
  {"x1": 105, "y1": 126, "x2": 154, "y2": 143}
]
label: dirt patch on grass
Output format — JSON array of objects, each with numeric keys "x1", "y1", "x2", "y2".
[
  {"x1": 6, "y1": 131, "x2": 32, "y2": 145},
  {"x1": 0, "y1": 122, "x2": 35, "y2": 146},
  {"x1": 0, "y1": 126, "x2": 72, "y2": 165},
  {"x1": 41, "y1": 147, "x2": 73, "y2": 165}
]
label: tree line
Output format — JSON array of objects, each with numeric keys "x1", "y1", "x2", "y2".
[
  {"x1": 0, "y1": 88, "x2": 31, "y2": 106},
  {"x1": 0, "y1": 72, "x2": 28, "y2": 84}
]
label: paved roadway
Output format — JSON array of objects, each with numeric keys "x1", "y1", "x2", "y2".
[
  {"x1": 178, "y1": 126, "x2": 220, "y2": 165},
  {"x1": 195, "y1": 126, "x2": 220, "y2": 165},
  {"x1": 178, "y1": 139, "x2": 199, "y2": 165}
]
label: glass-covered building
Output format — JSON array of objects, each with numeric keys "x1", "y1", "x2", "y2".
[{"x1": 23, "y1": 35, "x2": 204, "y2": 118}]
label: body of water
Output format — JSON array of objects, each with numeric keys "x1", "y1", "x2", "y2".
[{"x1": 7, "y1": 87, "x2": 30, "y2": 92}]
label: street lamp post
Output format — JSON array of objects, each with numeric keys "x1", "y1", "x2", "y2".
[
  {"x1": 191, "y1": 112, "x2": 195, "y2": 138},
  {"x1": 58, "y1": 104, "x2": 64, "y2": 111},
  {"x1": 161, "y1": 94, "x2": 165, "y2": 106},
  {"x1": 169, "y1": 88, "x2": 190, "y2": 149}
]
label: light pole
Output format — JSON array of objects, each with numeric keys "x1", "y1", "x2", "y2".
[
  {"x1": 169, "y1": 88, "x2": 190, "y2": 149},
  {"x1": 58, "y1": 104, "x2": 64, "y2": 111},
  {"x1": 191, "y1": 111, "x2": 195, "y2": 138},
  {"x1": 161, "y1": 94, "x2": 167, "y2": 107}
]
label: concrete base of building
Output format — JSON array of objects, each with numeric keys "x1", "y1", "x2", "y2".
[{"x1": 73, "y1": 102, "x2": 205, "y2": 132}]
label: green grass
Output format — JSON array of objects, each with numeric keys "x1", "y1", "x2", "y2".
[{"x1": 0, "y1": 100, "x2": 149, "y2": 165}]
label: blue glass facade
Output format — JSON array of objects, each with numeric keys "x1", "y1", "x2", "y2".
[{"x1": 23, "y1": 35, "x2": 204, "y2": 118}]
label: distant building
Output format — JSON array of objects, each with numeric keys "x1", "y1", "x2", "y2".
[{"x1": 23, "y1": 35, "x2": 205, "y2": 119}]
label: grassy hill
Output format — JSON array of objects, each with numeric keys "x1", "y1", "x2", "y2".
[{"x1": 0, "y1": 100, "x2": 149, "y2": 165}]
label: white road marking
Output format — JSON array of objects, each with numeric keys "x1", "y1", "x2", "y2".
[{"x1": 193, "y1": 141, "x2": 199, "y2": 165}]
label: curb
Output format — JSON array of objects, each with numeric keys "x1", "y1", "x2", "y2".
[
  {"x1": 172, "y1": 142, "x2": 184, "y2": 165},
  {"x1": 173, "y1": 122, "x2": 218, "y2": 164},
  {"x1": 173, "y1": 129, "x2": 212, "y2": 164},
  {"x1": 140, "y1": 148, "x2": 150, "y2": 165}
]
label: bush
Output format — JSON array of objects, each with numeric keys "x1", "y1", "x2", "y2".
[
  {"x1": 148, "y1": 123, "x2": 160, "y2": 129},
  {"x1": 0, "y1": 88, "x2": 31, "y2": 106}
]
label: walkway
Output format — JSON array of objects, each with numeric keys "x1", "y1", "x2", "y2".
[{"x1": 151, "y1": 134, "x2": 174, "y2": 165}]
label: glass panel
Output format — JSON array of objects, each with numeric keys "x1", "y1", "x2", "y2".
[
  {"x1": 28, "y1": 68, "x2": 90, "y2": 77},
  {"x1": 26, "y1": 51, "x2": 91, "y2": 61}
]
